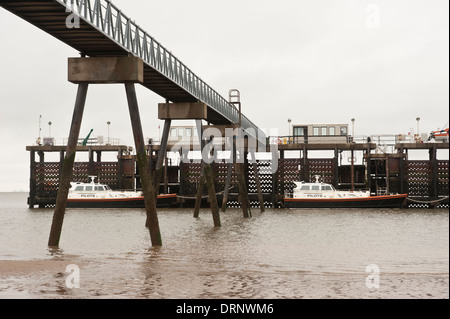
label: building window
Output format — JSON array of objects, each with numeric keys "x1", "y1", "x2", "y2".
[
  {"x1": 313, "y1": 127, "x2": 320, "y2": 136},
  {"x1": 170, "y1": 128, "x2": 177, "y2": 137},
  {"x1": 329, "y1": 127, "x2": 335, "y2": 135},
  {"x1": 293, "y1": 127, "x2": 305, "y2": 136},
  {"x1": 321, "y1": 127, "x2": 327, "y2": 136},
  {"x1": 340, "y1": 126, "x2": 347, "y2": 136}
]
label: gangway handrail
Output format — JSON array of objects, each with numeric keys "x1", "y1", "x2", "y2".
[{"x1": 58, "y1": 0, "x2": 265, "y2": 142}]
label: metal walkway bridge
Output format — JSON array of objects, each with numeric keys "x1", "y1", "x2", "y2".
[{"x1": 0, "y1": 0, "x2": 265, "y2": 140}]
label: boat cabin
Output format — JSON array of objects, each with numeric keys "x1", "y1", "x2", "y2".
[{"x1": 71, "y1": 183, "x2": 112, "y2": 192}]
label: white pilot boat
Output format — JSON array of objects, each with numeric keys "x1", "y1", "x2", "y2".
[
  {"x1": 283, "y1": 176, "x2": 407, "y2": 208},
  {"x1": 67, "y1": 177, "x2": 177, "y2": 208}
]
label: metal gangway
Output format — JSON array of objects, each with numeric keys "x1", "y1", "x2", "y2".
[{"x1": 0, "y1": 0, "x2": 265, "y2": 142}]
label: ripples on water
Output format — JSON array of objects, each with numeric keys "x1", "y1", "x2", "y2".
[{"x1": 0, "y1": 192, "x2": 448, "y2": 299}]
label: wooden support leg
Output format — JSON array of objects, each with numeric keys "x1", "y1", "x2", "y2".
[
  {"x1": 221, "y1": 162, "x2": 233, "y2": 212},
  {"x1": 221, "y1": 137, "x2": 235, "y2": 212},
  {"x1": 125, "y1": 83, "x2": 162, "y2": 246},
  {"x1": 196, "y1": 120, "x2": 221, "y2": 227},
  {"x1": 154, "y1": 119, "x2": 172, "y2": 197},
  {"x1": 48, "y1": 83, "x2": 88, "y2": 247},
  {"x1": 251, "y1": 153, "x2": 265, "y2": 213},
  {"x1": 193, "y1": 163, "x2": 205, "y2": 218},
  {"x1": 235, "y1": 139, "x2": 251, "y2": 218}
]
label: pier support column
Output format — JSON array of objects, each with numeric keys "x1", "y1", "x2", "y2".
[
  {"x1": 196, "y1": 120, "x2": 221, "y2": 227},
  {"x1": 193, "y1": 163, "x2": 205, "y2": 218},
  {"x1": 154, "y1": 119, "x2": 172, "y2": 197},
  {"x1": 333, "y1": 147, "x2": 339, "y2": 189},
  {"x1": 271, "y1": 148, "x2": 279, "y2": 208},
  {"x1": 125, "y1": 83, "x2": 162, "y2": 246},
  {"x1": 399, "y1": 147, "x2": 405, "y2": 195},
  {"x1": 235, "y1": 138, "x2": 251, "y2": 218},
  {"x1": 251, "y1": 151, "x2": 265, "y2": 212},
  {"x1": 221, "y1": 150, "x2": 234, "y2": 212},
  {"x1": 28, "y1": 151, "x2": 36, "y2": 209},
  {"x1": 366, "y1": 146, "x2": 372, "y2": 193},
  {"x1": 48, "y1": 83, "x2": 88, "y2": 247},
  {"x1": 429, "y1": 144, "x2": 438, "y2": 207}
]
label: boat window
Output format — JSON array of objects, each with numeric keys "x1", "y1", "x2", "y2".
[
  {"x1": 95, "y1": 186, "x2": 105, "y2": 191},
  {"x1": 105, "y1": 186, "x2": 111, "y2": 190},
  {"x1": 340, "y1": 126, "x2": 347, "y2": 136},
  {"x1": 311, "y1": 185, "x2": 320, "y2": 190},
  {"x1": 75, "y1": 186, "x2": 84, "y2": 191},
  {"x1": 322, "y1": 185, "x2": 333, "y2": 191},
  {"x1": 300, "y1": 185, "x2": 310, "y2": 190},
  {"x1": 85, "y1": 186, "x2": 93, "y2": 191},
  {"x1": 313, "y1": 127, "x2": 320, "y2": 136}
]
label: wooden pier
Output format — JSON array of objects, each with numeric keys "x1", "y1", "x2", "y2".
[{"x1": 27, "y1": 141, "x2": 449, "y2": 209}]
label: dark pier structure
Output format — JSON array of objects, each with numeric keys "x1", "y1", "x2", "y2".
[
  {"x1": 27, "y1": 141, "x2": 449, "y2": 210},
  {"x1": 27, "y1": 144, "x2": 135, "y2": 208}
]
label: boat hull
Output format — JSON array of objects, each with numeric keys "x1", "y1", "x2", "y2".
[
  {"x1": 283, "y1": 194, "x2": 408, "y2": 209},
  {"x1": 66, "y1": 194, "x2": 178, "y2": 208}
]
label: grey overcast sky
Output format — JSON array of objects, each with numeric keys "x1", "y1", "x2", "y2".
[{"x1": 0, "y1": 0, "x2": 448, "y2": 191}]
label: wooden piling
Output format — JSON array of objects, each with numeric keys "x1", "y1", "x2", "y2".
[
  {"x1": 193, "y1": 163, "x2": 205, "y2": 218},
  {"x1": 430, "y1": 144, "x2": 438, "y2": 207},
  {"x1": 221, "y1": 137, "x2": 236, "y2": 212},
  {"x1": 125, "y1": 83, "x2": 162, "y2": 246},
  {"x1": 221, "y1": 162, "x2": 233, "y2": 212},
  {"x1": 236, "y1": 162, "x2": 251, "y2": 218},
  {"x1": 48, "y1": 83, "x2": 88, "y2": 247},
  {"x1": 28, "y1": 151, "x2": 36, "y2": 208},
  {"x1": 195, "y1": 120, "x2": 221, "y2": 227},
  {"x1": 154, "y1": 119, "x2": 172, "y2": 196},
  {"x1": 251, "y1": 151, "x2": 265, "y2": 212}
]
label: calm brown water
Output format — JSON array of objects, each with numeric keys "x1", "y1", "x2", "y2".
[{"x1": 0, "y1": 192, "x2": 448, "y2": 299}]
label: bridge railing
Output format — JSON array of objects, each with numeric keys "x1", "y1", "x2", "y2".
[{"x1": 59, "y1": 0, "x2": 265, "y2": 142}]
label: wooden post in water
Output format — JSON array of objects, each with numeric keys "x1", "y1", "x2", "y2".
[
  {"x1": 154, "y1": 119, "x2": 172, "y2": 197},
  {"x1": 48, "y1": 83, "x2": 89, "y2": 247},
  {"x1": 221, "y1": 156, "x2": 234, "y2": 212},
  {"x1": 333, "y1": 147, "x2": 339, "y2": 189},
  {"x1": 196, "y1": 120, "x2": 221, "y2": 227},
  {"x1": 251, "y1": 151, "x2": 265, "y2": 212},
  {"x1": 366, "y1": 145, "x2": 372, "y2": 193},
  {"x1": 398, "y1": 147, "x2": 404, "y2": 196},
  {"x1": 193, "y1": 163, "x2": 205, "y2": 218},
  {"x1": 235, "y1": 137, "x2": 251, "y2": 218},
  {"x1": 430, "y1": 144, "x2": 438, "y2": 208},
  {"x1": 28, "y1": 151, "x2": 36, "y2": 208},
  {"x1": 271, "y1": 148, "x2": 279, "y2": 208},
  {"x1": 125, "y1": 83, "x2": 162, "y2": 246}
]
